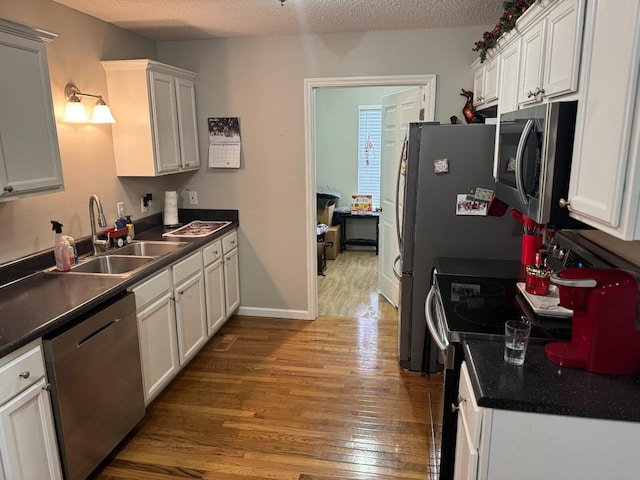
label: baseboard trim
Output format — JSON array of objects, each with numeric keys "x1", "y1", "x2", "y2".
[{"x1": 236, "y1": 306, "x2": 314, "y2": 320}]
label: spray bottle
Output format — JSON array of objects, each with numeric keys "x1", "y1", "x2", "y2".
[{"x1": 51, "y1": 220, "x2": 72, "y2": 272}]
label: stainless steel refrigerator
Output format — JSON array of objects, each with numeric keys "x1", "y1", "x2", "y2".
[{"x1": 397, "y1": 123, "x2": 522, "y2": 372}]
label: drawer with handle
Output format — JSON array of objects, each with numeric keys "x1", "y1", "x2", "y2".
[
  {"x1": 0, "y1": 339, "x2": 46, "y2": 405},
  {"x1": 203, "y1": 240, "x2": 223, "y2": 266},
  {"x1": 222, "y1": 230, "x2": 238, "y2": 254}
]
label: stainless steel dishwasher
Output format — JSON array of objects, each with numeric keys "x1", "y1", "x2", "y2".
[{"x1": 44, "y1": 292, "x2": 145, "y2": 480}]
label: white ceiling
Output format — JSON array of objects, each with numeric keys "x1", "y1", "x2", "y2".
[{"x1": 52, "y1": 0, "x2": 504, "y2": 41}]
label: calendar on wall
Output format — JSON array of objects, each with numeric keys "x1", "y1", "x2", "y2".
[{"x1": 208, "y1": 117, "x2": 241, "y2": 168}]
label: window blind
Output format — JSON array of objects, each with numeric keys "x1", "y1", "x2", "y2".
[{"x1": 357, "y1": 106, "x2": 382, "y2": 208}]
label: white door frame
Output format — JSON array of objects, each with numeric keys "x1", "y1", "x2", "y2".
[{"x1": 304, "y1": 75, "x2": 436, "y2": 320}]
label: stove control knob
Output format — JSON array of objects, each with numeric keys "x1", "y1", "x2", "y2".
[{"x1": 549, "y1": 245, "x2": 566, "y2": 260}]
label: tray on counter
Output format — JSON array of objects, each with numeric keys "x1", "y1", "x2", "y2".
[
  {"x1": 163, "y1": 221, "x2": 231, "y2": 238},
  {"x1": 516, "y1": 282, "x2": 572, "y2": 318}
]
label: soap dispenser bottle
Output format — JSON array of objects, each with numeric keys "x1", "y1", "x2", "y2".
[{"x1": 51, "y1": 220, "x2": 72, "y2": 272}]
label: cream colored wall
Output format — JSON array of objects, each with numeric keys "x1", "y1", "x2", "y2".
[
  {"x1": 0, "y1": 0, "x2": 181, "y2": 264},
  {"x1": 157, "y1": 28, "x2": 486, "y2": 315}
]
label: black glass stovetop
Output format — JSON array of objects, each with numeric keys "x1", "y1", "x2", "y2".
[{"x1": 435, "y1": 273, "x2": 571, "y2": 343}]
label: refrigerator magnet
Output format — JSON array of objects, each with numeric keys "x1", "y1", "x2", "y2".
[
  {"x1": 434, "y1": 158, "x2": 449, "y2": 174},
  {"x1": 456, "y1": 194, "x2": 488, "y2": 216}
]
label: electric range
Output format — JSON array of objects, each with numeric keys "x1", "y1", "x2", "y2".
[
  {"x1": 435, "y1": 273, "x2": 572, "y2": 343},
  {"x1": 428, "y1": 258, "x2": 571, "y2": 480}
]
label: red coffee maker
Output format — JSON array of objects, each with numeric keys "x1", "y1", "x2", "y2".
[{"x1": 545, "y1": 268, "x2": 640, "y2": 375}]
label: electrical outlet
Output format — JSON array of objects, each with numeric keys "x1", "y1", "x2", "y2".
[
  {"x1": 188, "y1": 191, "x2": 198, "y2": 205},
  {"x1": 117, "y1": 202, "x2": 125, "y2": 217},
  {"x1": 140, "y1": 197, "x2": 148, "y2": 213}
]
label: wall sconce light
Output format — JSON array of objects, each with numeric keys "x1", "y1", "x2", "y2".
[{"x1": 64, "y1": 82, "x2": 116, "y2": 124}]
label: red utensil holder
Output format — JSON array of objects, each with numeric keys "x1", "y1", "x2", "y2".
[{"x1": 521, "y1": 234, "x2": 542, "y2": 265}]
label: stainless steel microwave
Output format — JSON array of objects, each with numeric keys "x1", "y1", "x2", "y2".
[{"x1": 495, "y1": 101, "x2": 584, "y2": 228}]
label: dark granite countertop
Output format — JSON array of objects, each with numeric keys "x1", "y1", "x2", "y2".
[
  {"x1": 463, "y1": 339, "x2": 640, "y2": 422},
  {"x1": 0, "y1": 209, "x2": 238, "y2": 357}
]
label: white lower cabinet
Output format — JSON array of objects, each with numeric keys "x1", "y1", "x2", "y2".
[
  {"x1": 453, "y1": 362, "x2": 481, "y2": 480},
  {"x1": 456, "y1": 360, "x2": 640, "y2": 480},
  {"x1": 133, "y1": 231, "x2": 239, "y2": 405},
  {"x1": 222, "y1": 231, "x2": 240, "y2": 316},
  {"x1": 132, "y1": 269, "x2": 179, "y2": 405},
  {"x1": 203, "y1": 240, "x2": 226, "y2": 336},
  {"x1": 0, "y1": 340, "x2": 62, "y2": 480},
  {"x1": 172, "y1": 251, "x2": 207, "y2": 364},
  {"x1": 203, "y1": 230, "x2": 240, "y2": 337}
]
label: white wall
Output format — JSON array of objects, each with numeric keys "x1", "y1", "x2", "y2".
[{"x1": 157, "y1": 27, "x2": 488, "y2": 317}]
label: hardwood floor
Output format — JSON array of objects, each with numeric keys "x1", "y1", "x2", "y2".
[
  {"x1": 92, "y1": 252, "x2": 444, "y2": 480},
  {"x1": 318, "y1": 250, "x2": 395, "y2": 319}
]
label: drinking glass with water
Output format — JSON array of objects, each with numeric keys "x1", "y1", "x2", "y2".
[{"x1": 504, "y1": 320, "x2": 531, "y2": 365}]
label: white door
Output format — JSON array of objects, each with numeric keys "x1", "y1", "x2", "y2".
[
  {"x1": 0, "y1": 378, "x2": 63, "y2": 480},
  {"x1": 378, "y1": 88, "x2": 422, "y2": 306},
  {"x1": 223, "y1": 247, "x2": 241, "y2": 317},
  {"x1": 174, "y1": 272, "x2": 207, "y2": 365}
]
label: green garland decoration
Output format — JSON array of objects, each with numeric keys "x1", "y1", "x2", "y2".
[{"x1": 473, "y1": 0, "x2": 536, "y2": 62}]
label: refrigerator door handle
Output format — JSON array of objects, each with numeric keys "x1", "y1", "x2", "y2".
[
  {"x1": 392, "y1": 254, "x2": 402, "y2": 279},
  {"x1": 514, "y1": 119, "x2": 534, "y2": 207},
  {"x1": 395, "y1": 134, "x2": 408, "y2": 249},
  {"x1": 425, "y1": 285, "x2": 449, "y2": 352}
]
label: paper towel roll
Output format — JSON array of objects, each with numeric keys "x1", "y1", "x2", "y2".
[{"x1": 164, "y1": 191, "x2": 179, "y2": 226}]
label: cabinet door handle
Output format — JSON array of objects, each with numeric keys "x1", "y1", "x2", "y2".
[
  {"x1": 179, "y1": 290, "x2": 185, "y2": 295},
  {"x1": 559, "y1": 198, "x2": 570, "y2": 209},
  {"x1": 19, "y1": 371, "x2": 30, "y2": 379},
  {"x1": 42, "y1": 383, "x2": 51, "y2": 391},
  {"x1": 527, "y1": 87, "x2": 545, "y2": 99},
  {"x1": 451, "y1": 394, "x2": 466, "y2": 412},
  {"x1": 3, "y1": 185, "x2": 14, "y2": 193}
]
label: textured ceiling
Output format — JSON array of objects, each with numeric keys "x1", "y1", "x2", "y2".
[{"x1": 52, "y1": 0, "x2": 504, "y2": 41}]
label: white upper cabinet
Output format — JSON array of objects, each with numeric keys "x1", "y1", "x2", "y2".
[
  {"x1": 0, "y1": 18, "x2": 63, "y2": 201},
  {"x1": 565, "y1": 0, "x2": 640, "y2": 239},
  {"x1": 497, "y1": 36, "x2": 521, "y2": 115},
  {"x1": 517, "y1": 0, "x2": 585, "y2": 105},
  {"x1": 102, "y1": 59, "x2": 200, "y2": 176},
  {"x1": 472, "y1": 55, "x2": 499, "y2": 109}
]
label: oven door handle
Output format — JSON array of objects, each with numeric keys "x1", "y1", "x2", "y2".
[
  {"x1": 514, "y1": 119, "x2": 534, "y2": 207},
  {"x1": 425, "y1": 285, "x2": 449, "y2": 352}
]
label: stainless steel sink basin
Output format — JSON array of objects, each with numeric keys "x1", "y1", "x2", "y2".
[
  {"x1": 111, "y1": 241, "x2": 187, "y2": 257},
  {"x1": 70, "y1": 255, "x2": 154, "y2": 275}
]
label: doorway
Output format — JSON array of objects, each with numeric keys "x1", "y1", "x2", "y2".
[{"x1": 304, "y1": 75, "x2": 436, "y2": 319}]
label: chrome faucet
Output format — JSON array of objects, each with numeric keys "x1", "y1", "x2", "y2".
[{"x1": 89, "y1": 194, "x2": 108, "y2": 255}]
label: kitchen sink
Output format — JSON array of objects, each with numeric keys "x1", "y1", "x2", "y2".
[
  {"x1": 111, "y1": 241, "x2": 187, "y2": 257},
  {"x1": 69, "y1": 255, "x2": 154, "y2": 275}
]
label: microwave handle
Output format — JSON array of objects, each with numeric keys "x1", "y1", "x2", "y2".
[{"x1": 514, "y1": 119, "x2": 534, "y2": 206}]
